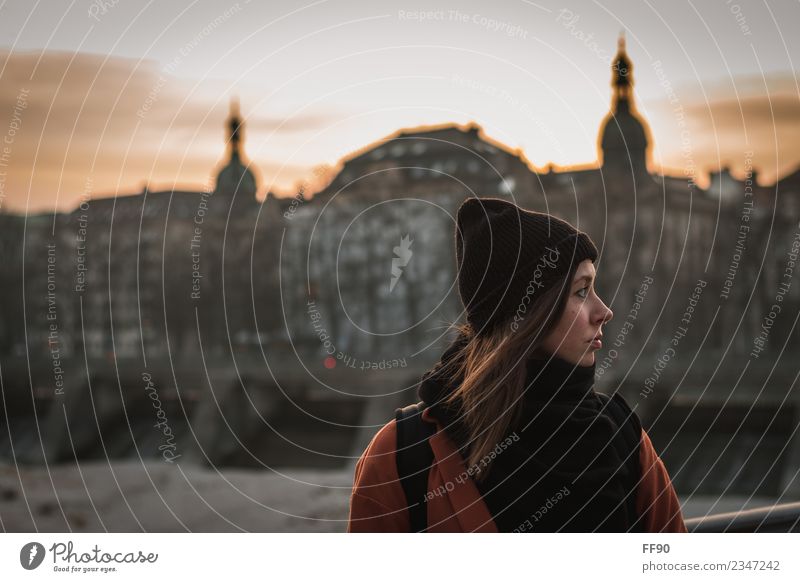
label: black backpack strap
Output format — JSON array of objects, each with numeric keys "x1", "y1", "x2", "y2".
[
  {"x1": 395, "y1": 402, "x2": 437, "y2": 532},
  {"x1": 597, "y1": 392, "x2": 645, "y2": 532}
]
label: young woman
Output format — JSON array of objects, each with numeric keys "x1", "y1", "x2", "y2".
[{"x1": 347, "y1": 197, "x2": 686, "y2": 533}]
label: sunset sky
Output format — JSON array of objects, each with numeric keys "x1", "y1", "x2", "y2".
[{"x1": 0, "y1": 0, "x2": 798, "y2": 214}]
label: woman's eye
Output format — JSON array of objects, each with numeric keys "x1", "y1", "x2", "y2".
[{"x1": 576, "y1": 286, "x2": 589, "y2": 298}]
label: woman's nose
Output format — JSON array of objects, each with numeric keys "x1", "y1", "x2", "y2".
[{"x1": 598, "y1": 300, "x2": 613, "y2": 323}]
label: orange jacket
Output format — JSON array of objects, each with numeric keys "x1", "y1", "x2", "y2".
[{"x1": 348, "y1": 408, "x2": 687, "y2": 532}]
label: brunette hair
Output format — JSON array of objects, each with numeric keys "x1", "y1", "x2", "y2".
[{"x1": 439, "y1": 261, "x2": 580, "y2": 482}]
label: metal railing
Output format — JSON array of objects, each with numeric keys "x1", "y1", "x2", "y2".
[{"x1": 685, "y1": 501, "x2": 800, "y2": 532}]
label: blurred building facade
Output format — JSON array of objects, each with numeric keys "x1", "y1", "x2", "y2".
[{"x1": 1, "y1": 39, "x2": 799, "y2": 492}]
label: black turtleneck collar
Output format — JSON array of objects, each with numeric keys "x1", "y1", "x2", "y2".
[
  {"x1": 417, "y1": 336, "x2": 597, "y2": 450},
  {"x1": 523, "y1": 354, "x2": 596, "y2": 403},
  {"x1": 417, "y1": 337, "x2": 597, "y2": 413}
]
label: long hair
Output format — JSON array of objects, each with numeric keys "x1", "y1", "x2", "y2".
[{"x1": 440, "y1": 261, "x2": 579, "y2": 482}]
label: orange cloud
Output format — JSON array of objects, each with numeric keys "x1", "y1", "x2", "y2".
[
  {"x1": 0, "y1": 50, "x2": 334, "y2": 213},
  {"x1": 648, "y1": 74, "x2": 800, "y2": 185}
]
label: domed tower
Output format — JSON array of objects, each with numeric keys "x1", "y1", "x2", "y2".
[
  {"x1": 598, "y1": 35, "x2": 651, "y2": 175},
  {"x1": 213, "y1": 97, "x2": 258, "y2": 215}
]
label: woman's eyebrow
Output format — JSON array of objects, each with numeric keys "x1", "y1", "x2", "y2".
[{"x1": 575, "y1": 275, "x2": 594, "y2": 285}]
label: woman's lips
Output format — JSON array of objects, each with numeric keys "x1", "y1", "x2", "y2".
[{"x1": 590, "y1": 337, "x2": 602, "y2": 348}]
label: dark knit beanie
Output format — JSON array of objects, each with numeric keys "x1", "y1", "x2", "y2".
[{"x1": 455, "y1": 197, "x2": 598, "y2": 336}]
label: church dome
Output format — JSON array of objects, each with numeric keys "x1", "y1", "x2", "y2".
[
  {"x1": 599, "y1": 104, "x2": 649, "y2": 156},
  {"x1": 211, "y1": 97, "x2": 258, "y2": 213},
  {"x1": 598, "y1": 34, "x2": 650, "y2": 173},
  {"x1": 215, "y1": 152, "x2": 257, "y2": 200}
]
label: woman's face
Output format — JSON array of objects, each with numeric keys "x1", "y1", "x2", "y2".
[{"x1": 539, "y1": 259, "x2": 613, "y2": 367}]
